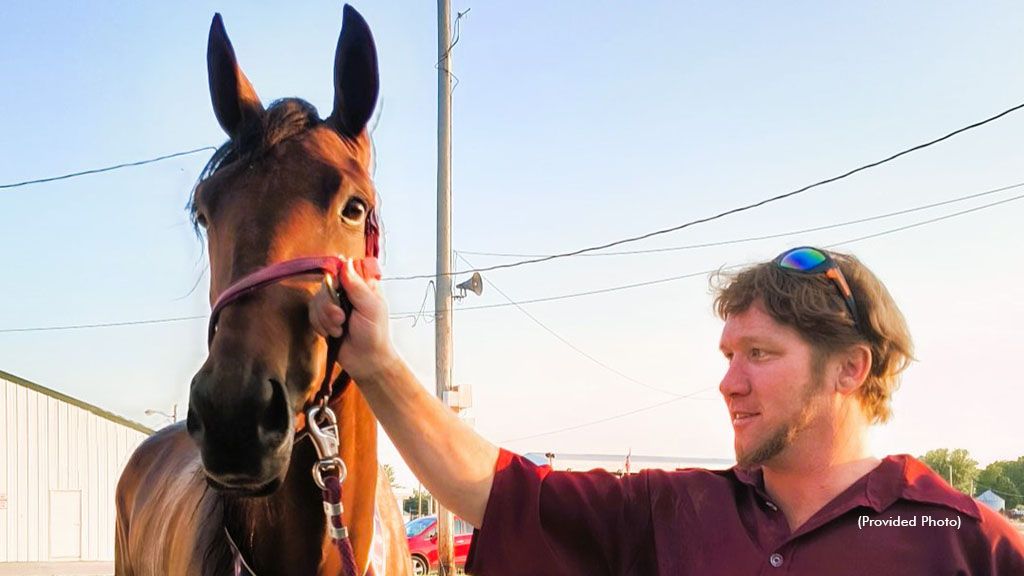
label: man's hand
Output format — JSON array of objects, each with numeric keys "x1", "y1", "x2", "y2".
[
  {"x1": 309, "y1": 257, "x2": 498, "y2": 528},
  {"x1": 308, "y1": 258, "x2": 398, "y2": 386}
]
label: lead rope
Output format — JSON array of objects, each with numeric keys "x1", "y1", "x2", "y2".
[
  {"x1": 311, "y1": 277, "x2": 361, "y2": 575},
  {"x1": 308, "y1": 404, "x2": 361, "y2": 576},
  {"x1": 228, "y1": 404, "x2": 358, "y2": 576}
]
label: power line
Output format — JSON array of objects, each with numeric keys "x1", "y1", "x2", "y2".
[
  {"x1": 0, "y1": 146, "x2": 217, "y2": 190},
  {"x1": 456, "y1": 252, "x2": 693, "y2": 398},
  {"x1": 399, "y1": 187, "x2": 1024, "y2": 316},
  {"x1": 0, "y1": 315, "x2": 206, "y2": 333},
  {"x1": 826, "y1": 192, "x2": 1024, "y2": 248},
  {"x1": 439, "y1": 268, "x2": 720, "y2": 314},
  {"x1": 974, "y1": 482, "x2": 1023, "y2": 500},
  {"x1": 500, "y1": 389, "x2": 714, "y2": 444},
  {"x1": 459, "y1": 182, "x2": 1024, "y2": 259},
  {"x1": 387, "y1": 99, "x2": 1024, "y2": 281},
  {"x1": 8, "y1": 183, "x2": 1020, "y2": 333},
  {"x1": 0, "y1": 309, "x2": 427, "y2": 333}
]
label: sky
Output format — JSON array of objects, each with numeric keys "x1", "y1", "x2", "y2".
[{"x1": 2, "y1": 1, "x2": 1023, "y2": 492}]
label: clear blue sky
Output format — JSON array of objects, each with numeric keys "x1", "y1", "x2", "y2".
[{"x1": 2, "y1": 1, "x2": 1023, "y2": 489}]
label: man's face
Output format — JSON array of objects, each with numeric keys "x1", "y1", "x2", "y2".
[{"x1": 718, "y1": 303, "x2": 827, "y2": 469}]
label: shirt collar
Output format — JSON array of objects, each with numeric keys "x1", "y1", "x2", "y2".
[{"x1": 729, "y1": 454, "x2": 981, "y2": 521}]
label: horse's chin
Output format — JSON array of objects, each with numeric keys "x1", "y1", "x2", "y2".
[{"x1": 206, "y1": 473, "x2": 284, "y2": 498}]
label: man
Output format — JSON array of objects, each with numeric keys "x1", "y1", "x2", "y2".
[{"x1": 310, "y1": 247, "x2": 1024, "y2": 574}]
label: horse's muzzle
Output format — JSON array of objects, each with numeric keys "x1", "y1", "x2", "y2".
[{"x1": 187, "y1": 370, "x2": 294, "y2": 491}]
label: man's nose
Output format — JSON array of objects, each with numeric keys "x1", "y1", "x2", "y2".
[{"x1": 718, "y1": 361, "x2": 750, "y2": 398}]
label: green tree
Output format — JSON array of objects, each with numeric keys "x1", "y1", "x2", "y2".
[
  {"x1": 1000, "y1": 457, "x2": 1024, "y2": 496},
  {"x1": 977, "y1": 458, "x2": 1024, "y2": 509},
  {"x1": 382, "y1": 464, "x2": 401, "y2": 490},
  {"x1": 992, "y1": 476, "x2": 1022, "y2": 510},
  {"x1": 403, "y1": 488, "x2": 434, "y2": 517},
  {"x1": 919, "y1": 448, "x2": 979, "y2": 494},
  {"x1": 977, "y1": 461, "x2": 1006, "y2": 493}
]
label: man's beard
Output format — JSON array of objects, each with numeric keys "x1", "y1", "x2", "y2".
[{"x1": 735, "y1": 375, "x2": 823, "y2": 470}]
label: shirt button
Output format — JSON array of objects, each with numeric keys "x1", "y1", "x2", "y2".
[{"x1": 769, "y1": 553, "x2": 784, "y2": 568}]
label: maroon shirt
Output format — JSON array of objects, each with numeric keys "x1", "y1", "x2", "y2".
[{"x1": 465, "y1": 449, "x2": 1024, "y2": 575}]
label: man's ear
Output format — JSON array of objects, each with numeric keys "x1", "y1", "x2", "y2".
[{"x1": 834, "y1": 344, "x2": 872, "y2": 396}]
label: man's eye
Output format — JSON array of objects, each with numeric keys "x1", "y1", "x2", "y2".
[
  {"x1": 340, "y1": 198, "x2": 367, "y2": 223},
  {"x1": 749, "y1": 348, "x2": 764, "y2": 359}
]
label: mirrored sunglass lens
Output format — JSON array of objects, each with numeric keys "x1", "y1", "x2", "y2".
[{"x1": 779, "y1": 248, "x2": 827, "y2": 271}]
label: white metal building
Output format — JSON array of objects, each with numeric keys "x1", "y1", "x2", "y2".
[{"x1": 0, "y1": 369, "x2": 151, "y2": 563}]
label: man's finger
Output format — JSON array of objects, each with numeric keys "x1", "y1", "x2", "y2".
[{"x1": 339, "y1": 257, "x2": 378, "y2": 312}]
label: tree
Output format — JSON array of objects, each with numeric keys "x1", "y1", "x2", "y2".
[
  {"x1": 993, "y1": 476, "x2": 1022, "y2": 511},
  {"x1": 1000, "y1": 457, "x2": 1024, "y2": 497},
  {"x1": 382, "y1": 464, "x2": 401, "y2": 490},
  {"x1": 403, "y1": 488, "x2": 435, "y2": 517},
  {"x1": 978, "y1": 461, "x2": 1023, "y2": 510},
  {"x1": 977, "y1": 461, "x2": 1007, "y2": 492},
  {"x1": 919, "y1": 448, "x2": 979, "y2": 495}
]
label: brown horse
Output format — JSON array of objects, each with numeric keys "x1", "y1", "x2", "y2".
[{"x1": 115, "y1": 6, "x2": 411, "y2": 575}]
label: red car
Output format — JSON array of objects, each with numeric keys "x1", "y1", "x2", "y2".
[{"x1": 405, "y1": 515, "x2": 474, "y2": 575}]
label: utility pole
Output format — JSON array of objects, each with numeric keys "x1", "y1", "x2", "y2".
[{"x1": 435, "y1": 0, "x2": 455, "y2": 573}]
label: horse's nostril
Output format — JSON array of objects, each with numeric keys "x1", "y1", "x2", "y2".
[{"x1": 258, "y1": 379, "x2": 290, "y2": 447}]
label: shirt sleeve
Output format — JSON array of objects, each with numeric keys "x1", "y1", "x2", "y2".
[
  {"x1": 464, "y1": 449, "x2": 653, "y2": 576},
  {"x1": 974, "y1": 506, "x2": 1024, "y2": 574}
]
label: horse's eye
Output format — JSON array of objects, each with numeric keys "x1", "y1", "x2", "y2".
[
  {"x1": 340, "y1": 198, "x2": 367, "y2": 224},
  {"x1": 195, "y1": 213, "x2": 209, "y2": 228}
]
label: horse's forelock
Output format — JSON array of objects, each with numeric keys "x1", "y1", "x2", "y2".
[
  {"x1": 187, "y1": 97, "x2": 383, "y2": 260},
  {"x1": 188, "y1": 98, "x2": 321, "y2": 229}
]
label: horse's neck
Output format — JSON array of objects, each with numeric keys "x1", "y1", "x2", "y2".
[{"x1": 222, "y1": 386, "x2": 380, "y2": 576}]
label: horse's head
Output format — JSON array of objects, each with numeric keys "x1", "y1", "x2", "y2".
[{"x1": 186, "y1": 5, "x2": 379, "y2": 495}]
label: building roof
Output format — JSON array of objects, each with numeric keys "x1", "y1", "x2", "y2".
[
  {"x1": 1, "y1": 368, "x2": 153, "y2": 435},
  {"x1": 976, "y1": 489, "x2": 1006, "y2": 511}
]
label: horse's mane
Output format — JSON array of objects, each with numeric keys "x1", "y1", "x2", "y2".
[
  {"x1": 195, "y1": 467, "x2": 278, "y2": 575},
  {"x1": 188, "y1": 98, "x2": 322, "y2": 231}
]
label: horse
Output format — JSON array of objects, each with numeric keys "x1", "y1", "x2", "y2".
[{"x1": 115, "y1": 6, "x2": 412, "y2": 575}]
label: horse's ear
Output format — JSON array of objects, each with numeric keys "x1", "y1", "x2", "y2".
[
  {"x1": 207, "y1": 13, "x2": 264, "y2": 140},
  {"x1": 326, "y1": 5, "x2": 379, "y2": 139}
]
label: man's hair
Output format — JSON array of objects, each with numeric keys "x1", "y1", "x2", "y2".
[{"x1": 712, "y1": 249, "x2": 914, "y2": 423}]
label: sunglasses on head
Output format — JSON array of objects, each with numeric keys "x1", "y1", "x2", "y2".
[{"x1": 773, "y1": 246, "x2": 861, "y2": 331}]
